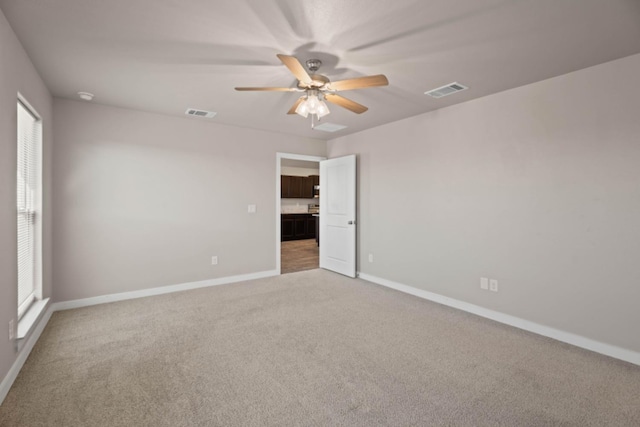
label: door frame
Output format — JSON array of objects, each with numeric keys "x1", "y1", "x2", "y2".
[{"x1": 276, "y1": 152, "x2": 326, "y2": 274}]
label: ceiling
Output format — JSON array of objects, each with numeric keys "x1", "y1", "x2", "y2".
[{"x1": 2, "y1": 0, "x2": 640, "y2": 141}]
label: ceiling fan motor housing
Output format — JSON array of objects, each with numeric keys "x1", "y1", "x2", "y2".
[
  {"x1": 299, "y1": 74, "x2": 329, "y2": 89},
  {"x1": 305, "y1": 59, "x2": 322, "y2": 72}
]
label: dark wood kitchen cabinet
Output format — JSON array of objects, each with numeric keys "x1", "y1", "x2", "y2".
[
  {"x1": 301, "y1": 176, "x2": 314, "y2": 198},
  {"x1": 281, "y1": 175, "x2": 300, "y2": 198},
  {"x1": 290, "y1": 176, "x2": 304, "y2": 198},
  {"x1": 281, "y1": 175, "x2": 317, "y2": 199},
  {"x1": 281, "y1": 214, "x2": 316, "y2": 241},
  {"x1": 280, "y1": 175, "x2": 291, "y2": 198},
  {"x1": 281, "y1": 215, "x2": 295, "y2": 240},
  {"x1": 281, "y1": 175, "x2": 297, "y2": 198},
  {"x1": 306, "y1": 215, "x2": 316, "y2": 237}
]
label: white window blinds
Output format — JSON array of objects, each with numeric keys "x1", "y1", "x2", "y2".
[{"x1": 17, "y1": 100, "x2": 40, "y2": 318}]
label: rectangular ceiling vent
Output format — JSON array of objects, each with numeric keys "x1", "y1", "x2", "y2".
[
  {"x1": 313, "y1": 122, "x2": 347, "y2": 133},
  {"x1": 185, "y1": 108, "x2": 217, "y2": 118},
  {"x1": 425, "y1": 82, "x2": 468, "y2": 98}
]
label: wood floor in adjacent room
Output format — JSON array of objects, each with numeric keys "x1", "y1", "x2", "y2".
[{"x1": 281, "y1": 238, "x2": 319, "y2": 274}]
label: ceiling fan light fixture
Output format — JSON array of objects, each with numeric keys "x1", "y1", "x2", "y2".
[
  {"x1": 316, "y1": 100, "x2": 330, "y2": 118},
  {"x1": 295, "y1": 91, "x2": 330, "y2": 121},
  {"x1": 237, "y1": 54, "x2": 388, "y2": 128},
  {"x1": 295, "y1": 97, "x2": 310, "y2": 118},
  {"x1": 306, "y1": 93, "x2": 320, "y2": 111}
]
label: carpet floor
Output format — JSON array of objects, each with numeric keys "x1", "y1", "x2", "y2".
[{"x1": 1, "y1": 270, "x2": 639, "y2": 426}]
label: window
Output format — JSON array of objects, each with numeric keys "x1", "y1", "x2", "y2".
[{"x1": 17, "y1": 99, "x2": 42, "y2": 319}]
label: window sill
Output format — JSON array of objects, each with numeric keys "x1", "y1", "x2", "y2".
[{"x1": 17, "y1": 298, "x2": 49, "y2": 340}]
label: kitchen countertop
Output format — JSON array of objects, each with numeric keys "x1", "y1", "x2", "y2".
[{"x1": 281, "y1": 212, "x2": 314, "y2": 214}]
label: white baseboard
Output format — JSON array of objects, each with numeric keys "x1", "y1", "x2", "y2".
[
  {"x1": 52, "y1": 269, "x2": 279, "y2": 311},
  {"x1": 4, "y1": 269, "x2": 636, "y2": 408},
  {"x1": 357, "y1": 272, "x2": 640, "y2": 366},
  {"x1": 1, "y1": 269, "x2": 278, "y2": 406},
  {"x1": 0, "y1": 305, "x2": 54, "y2": 405}
]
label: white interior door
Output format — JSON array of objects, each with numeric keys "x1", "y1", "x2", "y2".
[{"x1": 320, "y1": 155, "x2": 356, "y2": 277}]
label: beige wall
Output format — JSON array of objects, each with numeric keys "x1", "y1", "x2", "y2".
[
  {"x1": 281, "y1": 166, "x2": 319, "y2": 176},
  {"x1": 328, "y1": 53, "x2": 640, "y2": 353},
  {"x1": 53, "y1": 99, "x2": 325, "y2": 301},
  {"x1": 0, "y1": 9, "x2": 53, "y2": 388}
]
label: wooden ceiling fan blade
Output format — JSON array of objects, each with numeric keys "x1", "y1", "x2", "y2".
[
  {"x1": 235, "y1": 87, "x2": 299, "y2": 91},
  {"x1": 277, "y1": 54, "x2": 312, "y2": 86},
  {"x1": 287, "y1": 97, "x2": 304, "y2": 115},
  {"x1": 328, "y1": 74, "x2": 389, "y2": 91},
  {"x1": 324, "y1": 94, "x2": 368, "y2": 114}
]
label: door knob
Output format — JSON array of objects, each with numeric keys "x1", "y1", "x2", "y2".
[{"x1": 348, "y1": 220, "x2": 355, "y2": 225}]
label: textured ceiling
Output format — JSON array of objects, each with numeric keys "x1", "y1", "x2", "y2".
[{"x1": 2, "y1": 0, "x2": 640, "y2": 140}]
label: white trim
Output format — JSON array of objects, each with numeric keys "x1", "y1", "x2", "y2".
[
  {"x1": 16, "y1": 96, "x2": 44, "y2": 321},
  {"x1": 2, "y1": 269, "x2": 637, "y2": 407},
  {"x1": 17, "y1": 93, "x2": 42, "y2": 120},
  {"x1": 358, "y1": 272, "x2": 640, "y2": 366},
  {"x1": 0, "y1": 305, "x2": 54, "y2": 405},
  {"x1": 275, "y1": 152, "x2": 326, "y2": 275},
  {"x1": 51, "y1": 270, "x2": 278, "y2": 311},
  {"x1": 17, "y1": 298, "x2": 49, "y2": 339}
]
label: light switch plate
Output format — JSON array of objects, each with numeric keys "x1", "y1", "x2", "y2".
[
  {"x1": 248, "y1": 204, "x2": 256, "y2": 214},
  {"x1": 480, "y1": 277, "x2": 489, "y2": 290}
]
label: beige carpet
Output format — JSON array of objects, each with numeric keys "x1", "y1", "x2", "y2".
[{"x1": 1, "y1": 270, "x2": 639, "y2": 426}]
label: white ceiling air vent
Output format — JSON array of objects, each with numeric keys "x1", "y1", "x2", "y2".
[
  {"x1": 424, "y1": 82, "x2": 468, "y2": 98},
  {"x1": 313, "y1": 122, "x2": 347, "y2": 133},
  {"x1": 185, "y1": 108, "x2": 217, "y2": 118}
]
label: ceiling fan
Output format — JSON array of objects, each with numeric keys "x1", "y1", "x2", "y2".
[{"x1": 235, "y1": 54, "x2": 388, "y2": 126}]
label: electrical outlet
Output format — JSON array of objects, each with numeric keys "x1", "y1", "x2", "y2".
[
  {"x1": 9, "y1": 319, "x2": 15, "y2": 341},
  {"x1": 489, "y1": 279, "x2": 499, "y2": 292},
  {"x1": 368, "y1": 253, "x2": 374, "y2": 263},
  {"x1": 211, "y1": 256, "x2": 218, "y2": 265},
  {"x1": 480, "y1": 277, "x2": 489, "y2": 290}
]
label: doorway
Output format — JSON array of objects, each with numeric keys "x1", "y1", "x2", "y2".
[{"x1": 276, "y1": 153, "x2": 325, "y2": 274}]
